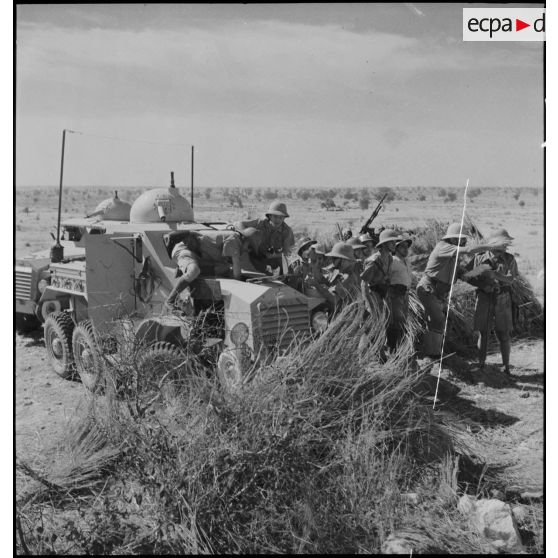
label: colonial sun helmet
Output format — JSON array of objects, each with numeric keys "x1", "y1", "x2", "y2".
[
  {"x1": 266, "y1": 201, "x2": 289, "y2": 218},
  {"x1": 376, "y1": 229, "x2": 403, "y2": 247},
  {"x1": 325, "y1": 242, "x2": 356, "y2": 261},
  {"x1": 442, "y1": 223, "x2": 469, "y2": 240}
]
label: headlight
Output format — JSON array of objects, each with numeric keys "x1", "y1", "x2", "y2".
[
  {"x1": 38, "y1": 279, "x2": 50, "y2": 294},
  {"x1": 230, "y1": 322, "x2": 249, "y2": 346}
]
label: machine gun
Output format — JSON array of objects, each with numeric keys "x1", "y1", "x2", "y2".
[{"x1": 359, "y1": 193, "x2": 387, "y2": 244}]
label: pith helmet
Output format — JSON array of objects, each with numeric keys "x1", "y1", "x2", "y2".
[
  {"x1": 376, "y1": 229, "x2": 402, "y2": 247},
  {"x1": 266, "y1": 201, "x2": 289, "y2": 218},
  {"x1": 296, "y1": 237, "x2": 318, "y2": 257},
  {"x1": 347, "y1": 237, "x2": 367, "y2": 250},
  {"x1": 396, "y1": 235, "x2": 413, "y2": 247},
  {"x1": 325, "y1": 242, "x2": 355, "y2": 261},
  {"x1": 443, "y1": 223, "x2": 469, "y2": 240},
  {"x1": 488, "y1": 228, "x2": 514, "y2": 244},
  {"x1": 359, "y1": 232, "x2": 375, "y2": 244}
]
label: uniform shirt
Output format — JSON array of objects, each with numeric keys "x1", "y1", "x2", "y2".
[
  {"x1": 424, "y1": 241, "x2": 461, "y2": 285},
  {"x1": 474, "y1": 251, "x2": 518, "y2": 278},
  {"x1": 390, "y1": 254, "x2": 413, "y2": 288},
  {"x1": 172, "y1": 232, "x2": 241, "y2": 277},
  {"x1": 328, "y1": 266, "x2": 360, "y2": 302},
  {"x1": 360, "y1": 250, "x2": 392, "y2": 287},
  {"x1": 171, "y1": 243, "x2": 201, "y2": 282},
  {"x1": 237, "y1": 217, "x2": 295, "y2": 256}
]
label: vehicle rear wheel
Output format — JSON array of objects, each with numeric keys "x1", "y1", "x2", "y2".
[
  {"x1": 44, "y1": 312, "x2": 75, "y2": 378},
  {"x1": 135, "y1": 341, "x2": 188, "y2": 400},
  {"x1": 72, "y1": 320, "x2": 105, "y2": 392}
]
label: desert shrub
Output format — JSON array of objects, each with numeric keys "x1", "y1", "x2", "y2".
[
  {"x1": 204, "y1": 189, "x2": 211, "y2": 200},
  {"x1": 17, "y1": 302, "x2": 489, "y2": 554},
  {"x1": 438, "y1": 188, "x2": 447, "y2": 197},
  {"x1": 373, "y1": 187, "x2": 395, "y2": 202},
  {"x1": 513, "y1": 191, "x2": 521, "y2": 201},
  {"x1": 359, "y1": 197, "x2": 370, "y2": 210},
  {"x1": 298, "y1": 190, "x2": 310, "y2": 201},
  {"x1": 446, "y1": 192, "x2": 457, "y2": 202},
  {"x1": 468, "y1": 188, "x2": 482, "y2": 199},
  {"x1": 263, "y1": 189, "x2": 278, "y2": 200},
  {"x1": 519, "y1": 200, "x2": 525, "y2": 207},
  {"x1": 417, "y1": 194, "x2": 426, "y2": 202}
]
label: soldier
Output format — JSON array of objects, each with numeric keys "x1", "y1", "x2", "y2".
[
  {"x1": 308, "y1": 242, "x2": 359, "y2": 310},
  {"x1": 387, "y1": 236, "x2": 413, "y2": 351},
  {"x1": 346, "y1": 237, "x2": 369, "y2": 272},
  {"x1": 360, "y1": 229, "x2": 401, "y2": 313},
  {"x1": 165, "y1": 233, "x2": 202, "y2": 312},
  {"x1": 416, "y1": 222, "x2": 501, "y2": 358},
  {"x1": 165, "y1": 228, "x2": 263, "y2": 310},
  {"x1": 464, "y1": 229, "x2": 519, "y2": 374},
  {"x1": 236, "y1": 201, "x2": 295, "y2": 273},
  {"x1": 288, "y1": 237, "x2": 317, "y2": 291},
  {"x1": 358, "y1": 232, "x2": 376, "y2": 258}
]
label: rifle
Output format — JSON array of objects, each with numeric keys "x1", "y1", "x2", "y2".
[
  {"x1": 359, "y1": 193, "x2": 387, "y2": 235},
  {"x1": 479, "y1": 291, "x2": 495, "y2": 368}
]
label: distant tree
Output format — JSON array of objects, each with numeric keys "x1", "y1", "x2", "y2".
[
  {"x1": 359, "y1": 197, "x2": 370, "y2": 210},
  {"x1": 446, "y1": 192, "x2": 457, "y2": 202},
  {"x1": 438, "y1": 188, "x2": 447, "y2": 197},
  {"x1": 469, "y1": 187, "x2": 482, "y2": 198},
  {"x1": 417, "y1": 194, "x2": 426, "y2": 202},
  {"x1": 299, "y1": 190, "x2": 310, "y2": 201},
  {"x1": 513, "y1": 191, "x2": 521, "y2": 201},
  {"x1": 204, "y1": 188, "x2": 211, "y2": 200},
  {"x1": 373, "y1": 187, "x2": 395, "y2": 202},
  {"x1": 263, "y1": 189, "x2": 278, "y2": 200}
]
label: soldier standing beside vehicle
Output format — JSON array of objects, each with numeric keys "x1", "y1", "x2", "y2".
[
  {"x1": 416, "y1": 222, "x2": 501, "y2": 358},
  {"x1": 346, "y1": 237, "x2": 369, "y2": 273},
  {"x1": 235, "y1": 201, "x2": 295, "y2": 273},
  {"x1": 360, "y1": 229, "x2": 401, "y2": 313},
  {"x1": 387, "y1": 236, "x2": 414, "y2": 351},
  {"x1": 464, "y1": 229, "x2": 519, "y2": 375},
  {"x1": 310, "y1": 242, "x2": 359, "y2": 311}
]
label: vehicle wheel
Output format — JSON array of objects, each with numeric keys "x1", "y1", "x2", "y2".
[
  {"x1": 72, "y1": 320, "x2": 105, "y2": 392},
  {"x1": 44, "y1": 312, "x2": 75, "y2": 378},
  {"x1": 135, "y1": 341, "x2": 187, "y2": 399},
  {"x1": 15, "y1": 313, "x2": 41, "y2": 333}
]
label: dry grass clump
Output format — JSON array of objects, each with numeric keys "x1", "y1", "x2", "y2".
[{"x1": 16, "y1": 301, "x2": 489, "y2": 554}]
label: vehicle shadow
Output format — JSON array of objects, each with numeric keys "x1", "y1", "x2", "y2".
[{"x1": 15, "y1": 328, "x2": 44, "y2": 348}]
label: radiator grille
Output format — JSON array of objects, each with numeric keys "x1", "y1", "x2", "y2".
[
  {"x1": 258, "y1": 302, "x2": 310, "y2": 351},
  {"x1": 15, "y1": 268, "x2": 33, "y2": 299}
]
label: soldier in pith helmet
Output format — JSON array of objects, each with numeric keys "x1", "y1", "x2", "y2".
[
  {"x1": 417, "y1": 222, "x2": 503, "y2": 358},
  {"x1": 235, "y1": 201, "x2": 295, "y2": 273},
  {"x1": 463, "y1": 228, "x2": 519, "y2": 374}
]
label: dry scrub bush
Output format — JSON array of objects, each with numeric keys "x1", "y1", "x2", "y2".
[{"x1": 16, "y1": 300, "x2": 489, "y2": 554}]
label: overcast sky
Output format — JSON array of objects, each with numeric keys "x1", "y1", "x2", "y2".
[{"x1": 15, "y1": 3, "x2": 544, "y2": 189}]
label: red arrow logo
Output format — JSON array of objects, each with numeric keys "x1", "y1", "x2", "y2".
[{"x1": 516, "y1": 19, "x2": 530, "y2": 31}]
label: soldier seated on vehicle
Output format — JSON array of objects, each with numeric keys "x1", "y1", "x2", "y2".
[
  {"x1": 235, "y1": 201, "x2": 295, "y2": 273},
  {"x1": 165, "y1": 228, "x2": 264, "y2": 311}
]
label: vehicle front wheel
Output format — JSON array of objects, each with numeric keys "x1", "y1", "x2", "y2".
[
  {"x1": 72, "y1": 320, "x2": 105, "y2": 392},
  {"x1": 44, "y1": 312, "x2": 75, "y2": 378}
]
